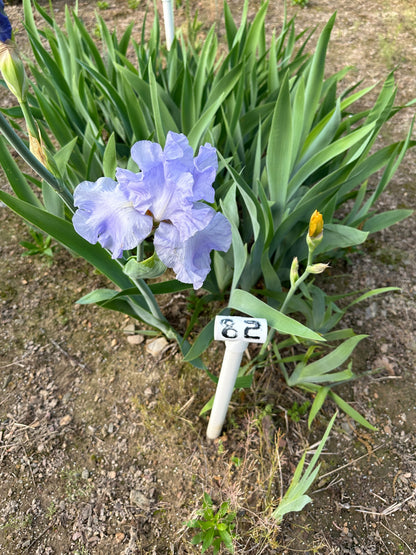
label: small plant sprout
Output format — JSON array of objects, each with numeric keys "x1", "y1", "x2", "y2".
[
  {"x1": 272, "y1": 412, "x2": 337, "y2": 522},
  {"x1": 292, "y1": 0, "x2": 308, "y2": 7},
  {"x1": 186, "y1": 492, "x2": 237, "y2": 554},
  {"x1": 20, "y1": 228, "x2": 55, "y2": 263},
  {"x1": 287, "y1": 401, "x2": 311, "y2": 423}
]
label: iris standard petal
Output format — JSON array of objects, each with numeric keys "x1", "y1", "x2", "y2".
[
  {"x1": 151, "y1": 169, "x2": 194, "y2": 224},
  {"x1": 130, "y1": 140, "x2": 163, "y2": 172},
  {"x1": 164, "y1": 131, "x2": 194, "y2": 163},
  {"x1": 163, "y1": 131, "x2": 194, "y2": 182},
  {"x1": 117, "y1": 161, "x2": 195, "y2": 232},
  {"x1": 143, "y1": 133, "x2": 197, "y2": 223},
  {"x1": 192, "y1": 144, "x2": 218, "y2": 203},
  {"x1": 154, "y1": 210, "x2": 232, "y2": 289},
  {"x1": 73, "y1": 177, "x2": 153, "y2": 259}
]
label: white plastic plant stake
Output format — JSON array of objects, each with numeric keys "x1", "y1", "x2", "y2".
[
  {"x1": 206, "y1": 316, "x2": 268, "y2": 440},
  {"x1": 162, "y1": 0, "x2": 175, "y2": 50}
]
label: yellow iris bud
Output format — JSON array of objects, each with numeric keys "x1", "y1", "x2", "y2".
[
  {"x1": 307, "y1": 210, "x2": 324, "y2": 252},
  {"x1": 308, "y1": 210, "x2": 324, "y2": 238}
]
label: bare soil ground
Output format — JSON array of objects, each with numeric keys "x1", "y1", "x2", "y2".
[{"x1": 1, "y1": 0, "x2": 416, "y2": 553}]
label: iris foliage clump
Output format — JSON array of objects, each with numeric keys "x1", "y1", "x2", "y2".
[{"x1": 0, "y1": 0, "x2": 414, "y2": 442}]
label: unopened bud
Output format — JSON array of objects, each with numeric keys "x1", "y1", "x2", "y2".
[
  {"x1": 0, "y1": 40, "x2": 28, "y2": 102},
  {"x1": 307, "y1": 209, "x2": 324, "y2": 252},
  {"x1": 308, "y1": 262, "x2": 329, "y2": 274},
  {"x1": 290, "y1": 256, "x2": 299, "y2": 287},
  {"x1": 308, "y1": 210, "x2": 323, "y2": 238}
]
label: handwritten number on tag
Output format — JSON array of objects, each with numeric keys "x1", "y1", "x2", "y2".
[
  {"x1": 215, "y1": 315, "x2": 267, "y2": 343},
  {"x1": 243, "y1": 319, "x2": 261, "y2": 340},
  {"x1": 220, "y1": 318, "x2": 263, "y2": 340},
  {"x1": 220, "y1": 318, "x2": 238, "y2": 339}
]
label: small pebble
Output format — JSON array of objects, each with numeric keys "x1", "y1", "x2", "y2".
[
  {"x1": 129, "y1": 490, "x2": 150, "y2": 509},
  {"x1": 145, "y1": 337, "x2": 168, "y2": 356},
  {"x1": 124, "y1": 323, "x2": 136, "y2": 334},
  {"x1": 127, "y1": 334, "x2": 144, "y2": 345},
  {"x1": 115, "y1": 532, "x2": 125, "y2": 543},
  {"x1": 59, "y1": 414, "x2": 72, "y2": 427},
  {"x1": 144, "y1": 387, "x2": 153, "y2": 398}
]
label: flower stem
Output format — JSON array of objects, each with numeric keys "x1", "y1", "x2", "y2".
[
  {"x1": 19, "y1": 99, "x2": 39, "y2": 140},
  {"x1": 259, "y1": 251, "x2": 314, "y2": 358},
  {"x1": 136, "y1": 243, "x2": 144, "y2": 263},
  {"x1": 0, "y1": 111, "x2": 74, "y2": 211},
  {"x1": 279, "y1": 250, "x2": 314, "y2": 315}
]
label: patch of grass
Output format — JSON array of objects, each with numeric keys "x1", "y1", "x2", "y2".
[
  {"x1": 46, "y1": 501, "x2": 57, "y2": 520},
  {"x1": 74, "y1": 544, "x2": 91, "y2": 555},
  {"x1": 0, "y1": 514, "x2": 33, "y2": 532},
  {"x1": 61, "y1": 468, "x2": 93, "y2": 502},
  {"x1": 375, "y1": 246, "x2": 406, "y2": 266}
]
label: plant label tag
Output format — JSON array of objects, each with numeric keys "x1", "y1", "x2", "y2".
[{"x1": 214, "y1": 316, "x2": 268, "y2": 344}]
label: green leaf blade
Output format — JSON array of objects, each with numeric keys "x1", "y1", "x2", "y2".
[{"x1": 229, "y1": 290, "x2": 324, "y2": 342}]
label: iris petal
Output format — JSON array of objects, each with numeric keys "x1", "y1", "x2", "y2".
[
  {"x1": 115, "y1": 168, "x2": 153, "y2": 212},
  {"x1": 0, "y1": 2, "x2": 12, "y2": 42},
  {"x1": 192, "y1": 144, "x2": 218, "y2": 203},
  {"x1": 73, "y1": 177, "x2": 153, "y2": 259},
  {"x1": 72, "y1": 133, "x2": 230, "y2": 286},
  {"x1": 117, "y1": 132, "x2": 218, "y2": 240},
  {"x1": 167, "y1": 201, "x2": 215, "y2": 242},
  {"x1": 154, "y1": 210, "x2": 232, "y2": 289}
]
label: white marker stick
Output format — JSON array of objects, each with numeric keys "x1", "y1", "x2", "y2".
[
  {"x1": 206, "y1": 316, "x2": 268, "y2": 440},
  {"x1": 161, "y1": 0, "x2": 175, "y2": 50}
]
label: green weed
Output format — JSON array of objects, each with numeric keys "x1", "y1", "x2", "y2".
[{"x1": 186, "y1": 492, "x2": 236, "y2": 554}]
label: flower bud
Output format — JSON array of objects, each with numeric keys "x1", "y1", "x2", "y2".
[
  {"x1": 290, "y1": 256, "x2": 299, "y2": 287},
  {"x1": 308, "y1": 210, "x2": 324, "y2": 238},
  {"x1": 307, "y1": 262, "x2": 329, "y2": 274},
  {"x1": 0, "y1": 40, "x2": 28, "y2": 102},
  {"x1": 307, "y1": 209, "x2": 324, "y2": 252}
]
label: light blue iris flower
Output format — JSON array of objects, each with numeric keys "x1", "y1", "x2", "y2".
[
  {"x1": 73, "y1": 132, "x2": 232, "y2": 289},
  {"x1": 0, "y1": 0, "x2": 12, "y2": 42}
]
